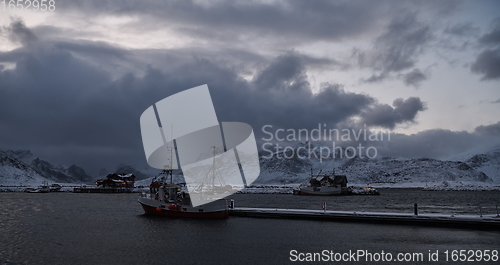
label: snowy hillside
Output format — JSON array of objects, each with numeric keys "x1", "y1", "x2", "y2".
[
  {"x1": 464, "y1": 148, "x2": 500, "y2": 183},
  {"x1": 258, "y1": 142, "x2": 348, "y2": 184},
  {"x1": 30, "y1": 158, "x2": 93, "y2": 183},
  {"x1": 0, "y1": 150, "x2": 49, "y2": 186},
  {"x1": 1, "y1": 150, "x2": 93, "y2": 184},
  {"x1": 447, "y1": 143, "x2": 500, "y2": 162},
  {"x1": 3, "y1": 149, "x2": 34, "y2": 164},
  {"x1": 445, "y1": 144, "x2": 500, "y2": 183},
  {"x1": 336, "y1": 157, "x2": 491, "y2": 186},
  {"x1": 255, "y1": 142, "x2": 497, "y2": 187},
  {"x1": 113, "y1": 163, "x2": 160, "y2": 180},
  {"x1": 2, "y1": 143, "x2": 498, "y2": 188},
  {"x1": 1, "y1": 149, "x2": 160, "y2": 186}
]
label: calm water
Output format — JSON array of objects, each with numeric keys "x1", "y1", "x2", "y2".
[
  {"x1": 233, "y1": 188, "x2": 500, "y2": 215},
  {"x1": 1, "y1": 190, "x2": 499, "y2": 265}
]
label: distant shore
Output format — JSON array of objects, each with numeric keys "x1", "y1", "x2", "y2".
[{"x1": 2, "y1": 183, "x2": 500, "y2": 193}]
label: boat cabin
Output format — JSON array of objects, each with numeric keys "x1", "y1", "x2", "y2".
[
  {"x1": 96, "y1": 173, "x2": 135, "y2": 188},
  {"x1": 309, "y1": 174, "x2": 347, "y2": 187}
]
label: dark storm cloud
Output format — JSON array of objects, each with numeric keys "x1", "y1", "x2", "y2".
[
  {"x1": 471, "y1": 19, "x2": 500, "y2": 81},
  {"x1": 479, "y1": 20, "x2": 500, "y2": 45},
  {"x1": 62, "y1": 0, "x2": 385, "y2": 43},
  {"x1": 0, "y1": 48, "x2": 27, "y2": 62},
  {"x1": 373, "y1": 14, "x2": 432, "y2": 72},
  {"x1": 444, "y1": 22, "x2": 479, "y2": 37},
  {"x1": 252, "y1": 52, "x2": 309, "y2": 92},
  {"x1": 0, "y1": 21, "x2": 430, "y2": 171},
  {"x1": 363, "y1": 73, "x2": 388, "y2": 84},
  {"x1": 3, "y1": 20, "x2": 37, "y2": 45},
  {"x1": 54, "y1": 41, "x2": 128, "y2": 59},
  {"x1": 209, "y1": 52, "x2": 376, "y2": 130},
  {"x1": 402, "y1": 68, "x2": 427, "y2": 87},
  {"x1": 474, "y1": 121, "x2": 500, "y2": 137},
  {"x1": 360, "y1": 97, "x2": 426, "y2": 129},
  {"x1": 376, "y1": 129, "x2": 489, "y2": 160},
  {"x1": 0, "y1": 20, "x2": 128, "y2": 64},
  {"x1": 356, "y1": 13, "x2": 433, "y2": 86},
  {"x1": 298, "y1": 54, "x2": 348, "y2": 71},
  {"x1": 56, "y1": 0, "x2": 457, "y2": 82},
  {"x1": 471, "y1": 48, "x2": 500, "y2": 80}
]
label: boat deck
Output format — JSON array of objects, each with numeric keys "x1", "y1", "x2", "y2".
[{"x1": 229, "y1": 207, "x2": 500, "y2": 229}]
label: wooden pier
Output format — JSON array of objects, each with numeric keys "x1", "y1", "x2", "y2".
[{"x1": 229, "y1": 207, "x2": 500, "y2": 229}]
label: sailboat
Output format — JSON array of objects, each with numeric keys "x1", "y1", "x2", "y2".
[{"x1": 138, "y1": 146, "x2": 229, "y2": 219}]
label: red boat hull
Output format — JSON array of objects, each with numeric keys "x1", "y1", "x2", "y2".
[
  {"x1": 299, "y1": 191, "x2": 342, "y2": 196},
  {"x1": 139, "y1": 199, "x2": 229, "y2": 219}
]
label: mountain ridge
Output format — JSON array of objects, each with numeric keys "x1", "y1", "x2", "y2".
[
  {"x1": 256, "y1": 142, "x2": 498, "y2": 186},
  {"x1": 1, "y1": 144, "x2": 499, "y2": 187},
  {"x1": 1, "y1": 150, "x2": 94, "y2": 184}
]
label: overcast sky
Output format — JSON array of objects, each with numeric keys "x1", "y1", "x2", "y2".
[{"x1": 0, "y1": 0, "x2": 499, "y2": 174}]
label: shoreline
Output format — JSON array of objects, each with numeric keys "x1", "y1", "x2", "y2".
[{"x1": 2, "y1": 184, "x2": 500, "y2": 193}]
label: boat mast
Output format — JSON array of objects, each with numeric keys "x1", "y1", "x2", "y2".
[
  {"x1": 212, "y1": 146, "x2": 216, "y2": 188},
  {"x1": 169, "y1": 125, "x2": 174, "y2": 184}
]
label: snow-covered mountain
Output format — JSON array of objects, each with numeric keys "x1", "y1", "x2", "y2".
[
  {"x1": 30, "y1": 158, "x2": 93, "y2": 183},
  {"x1": 3, "y1": 149, "x2": 34, "y2": 164},
  {"x1": 255, "y1": 142, "x2": 497, "y2": 187},
  {"x1": 0, "y1": 150, "x2": 49, "y2": 185},
  {"x1": 258, "y1": 142, "x2": 347, "y2": 184},
  {"x1": 1, "y1": 149, "x2": 160, "y2": 186},
  {"x1": 1, "y1": 150, "x2": 93, "y2": 184},
  {"x1": 457, "y1": 144, "x2": 500, "y2": 183},
  {"x1": 113, "y1": 164, "x2": 158, "y2": 180},
  {"x1": 2, "y1": 143, "x2": 498, "y2": 188},
  {"x1": 336, "y1": 157, "x2": 490, "y2": 186}
]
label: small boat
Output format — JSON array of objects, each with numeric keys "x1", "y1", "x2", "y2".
[
  {"x1": 23, "y1": 187, "x2": 38, "y2": 193},
  {"x1": 50, "y1": 184, "x2": 62, "y2": 192},
  {"x1": 295, "y1": 170, "x2": 348, "y2": 196},
  {"x1": 298, "y1": 184, "x2": 342, "y2": 196},
  {"x1": 138, "y1": 169, "x2": 229, "y2": 219},
  {"x1": 38, "y1": 185, "x2": 51, "y2": 193},
  {"x1": 24, "y1": 181, "x2": 51, "y2": 193}
]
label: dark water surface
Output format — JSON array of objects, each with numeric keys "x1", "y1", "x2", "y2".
[
  {"x1": 234, "y1": 188, "x2": 500, "y2": 215},
  {"x1": 1, "y1": 190, "x2": 499, "y2": 265}
]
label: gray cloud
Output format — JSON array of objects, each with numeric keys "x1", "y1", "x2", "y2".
[
  {"x1": 27, "y1": 1, "x2": 462, "y2": 87},
  {"x1": 360, "y1": 97, "x2": 426, "y2": 129},
  {"x1": 0, "y1": 25, "x2": 430, "y2": 172},
  {"x1": 373, "y1": 14, "x2": 432, "y2": 72},
  {"x1": 402, "y1": 68, "x2": 427, "y2": 87},
  {"x1": 356, "y1": 13, "x2": 433, "y2": 86},
  {"x1": 62, "y1": 0, "x2": 386, "y2": 43},
  {"x1": 444, "y1": 22, "x2": 479, "y2": 37},
  {"x1": 475, "y1": 121, "x2": 500, "y2": 137},
  {"x1": 471, "y1": 19, "x2": 500, "y2": 81},
  {"x1": 471, "y1": 48, "x2": 500, "y2": 80},
  {"x1": 376, "y1": 129, "x2": 490, "y2": 160},
  {"x1": 437, "y1": 22, "x2": 479, "y2": 52},
  {"x1": 3, "y1": 20, "x2": 38, "y2": 45},
  {"x1": 363, "y1": 73, "x2": 388, "y2": 84},
  {"x1": 479, "y1": 20, "x2": 500, "y2": 45},
  {"x1": 252, "y1": 52, "x2": 309, "y2": 92},
  {"x1": 2, "y1": 2, "x2": 497, "y2": 174}
]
